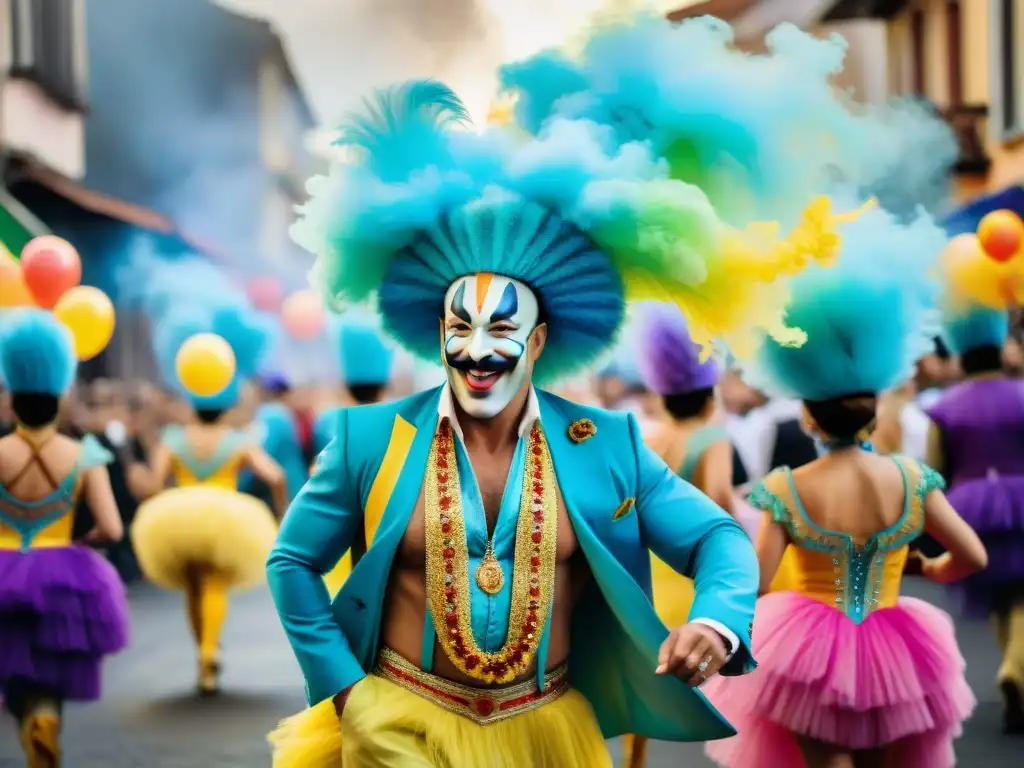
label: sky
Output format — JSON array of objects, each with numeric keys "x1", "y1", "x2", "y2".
[{"x1": 211, "y1": 0, "x2": 699, "y2": 132}]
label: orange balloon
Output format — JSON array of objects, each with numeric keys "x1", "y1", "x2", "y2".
[
  {"x1": 281, "y1": 289, "x2": 326, "y2": 340},
  {"x1": 175, "y1": 333, "x2": 236, "y2": 396},
  {"x1": 20, "y1": 236, "x2": 82, "y2": 308},
  {"x1": 942, "y1": 233, "x2": 1024, "y2": 308},
  {"x1": 0, "y1": 248, "x2": 35, "y2": 308},
  {"x1": 978, "y1": 209, "x2": 1024, "y2": 262}
]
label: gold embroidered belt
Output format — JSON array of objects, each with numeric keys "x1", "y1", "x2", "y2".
[{"x1": 373, "y1": 647, "x2": 569, "y2": 725}]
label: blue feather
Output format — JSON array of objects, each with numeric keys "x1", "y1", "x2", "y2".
[{"x1": 0, "y1": 309, "x2": 77, "y2": 396}]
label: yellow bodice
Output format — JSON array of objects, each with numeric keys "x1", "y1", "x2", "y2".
[{"x1": 752, "y1": 457, "x2": 942, "y2": 623}]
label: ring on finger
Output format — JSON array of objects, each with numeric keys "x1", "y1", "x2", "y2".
[{"x1": 697, "y1": 654, "x2": 714, "y2": 673}]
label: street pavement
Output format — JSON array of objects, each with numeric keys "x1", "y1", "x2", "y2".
[{"x1": 0, "y1": 578, "x2": 1020, "y2": 767}]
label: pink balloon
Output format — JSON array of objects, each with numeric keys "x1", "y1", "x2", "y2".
[
  {"x1": 247, "y1": 275, "x2": 283, "y2": 312},
  {"x1": 281, "y1": 289, "x2": 326, "y2": 340}
]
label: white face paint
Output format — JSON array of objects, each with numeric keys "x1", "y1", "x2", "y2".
[{"x1": 442, "y1": 273, "x2": 539, "y2": 419}]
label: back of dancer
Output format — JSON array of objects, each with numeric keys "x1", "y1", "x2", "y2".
[
  {"x1": 0, "y1": 310, "x2": 129, "y2": 768},
  {"x1": 703, "y1": 198, "x2": 987, "y2": 768}
]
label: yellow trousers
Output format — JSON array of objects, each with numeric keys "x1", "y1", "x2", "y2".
[{"x1": 270, "y1": 674, "x2": 611, "y2": 768}]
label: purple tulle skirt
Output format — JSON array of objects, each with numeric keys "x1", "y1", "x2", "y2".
[
  {"x1": 0, "y1": 546, "x2": 129, "y2": 701},
  {"x1": 703, "y1": 593, "x2": 974, "y2": 768},
  {"x1": 948, "y1": 476, "x2": 1024, "y2": 613}
]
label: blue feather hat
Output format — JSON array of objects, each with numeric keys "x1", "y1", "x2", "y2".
[
  {"x1": 941, "y1": 303, "x2": 1008, "y2": 355},
  {"x1": 153, "y1": 304, "x2": 272, "y2": 411},
  {"x1": 0, "y1": 309, "x2": 77, "y2": 396},
  {"x1": 338, "y1": 321, "x2": 394, "y2": 387},
  {"x1": 293, "y1": 79, "x2": 857, "y2": 383},
  {"x1": 741, "y1": 201, "x2": 946, "y2": 400}
]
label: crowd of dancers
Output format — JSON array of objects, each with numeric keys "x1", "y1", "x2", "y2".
[{"x1": 2, "y1": 11, "x2": 1024, "y2": 768}]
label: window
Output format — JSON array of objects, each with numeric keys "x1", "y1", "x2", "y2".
[
  {"x1": 9, "y1": 0, "x2": 88, "y2": 111},
  {"x1": 947, "y1": 1, "x2": 962, "y2": 106},
  {"x1": 910, "y1": 8, "x2": 926, "y2": 95},
  {"x1": 993, "y1": 0, "x2": 1024, "y2": 139}
]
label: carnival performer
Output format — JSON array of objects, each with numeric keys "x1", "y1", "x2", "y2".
[
  {"x1": 622, "y1": 302, "x2": 735, "y2": 768},
  {"x1": 265, "y1": 65, "x2": 859, "y2": 765},
  {"x1": 928, "y1": 301, "x2": 1024, "y2": 732},
  {"x1": 312, "y1": 319, "x2": 394, "y2": 456},
  {"x1": 130, "y1": 305, "x2": 284, "y2": 695},
  {"x1": 702, "y1": 201, "x2": 986, "y2": 768},
  {"x1": 0, "y1": 309, "x2": 129, "y2": 768},
  {"x1": 241, "y1": 398, "x2": 308, "y2": 507}
]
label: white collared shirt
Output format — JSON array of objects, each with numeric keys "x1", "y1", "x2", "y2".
[{"x1": 435, "y1": 383, "x2": 739, "y2": 661}]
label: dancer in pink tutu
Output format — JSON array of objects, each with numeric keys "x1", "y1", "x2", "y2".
[
  {"x1": 0, "y1": 309, "x2": 129, "y2": 767},
  {"x1": 703, "y1": 202, "x2": 987, "y2": 768}
]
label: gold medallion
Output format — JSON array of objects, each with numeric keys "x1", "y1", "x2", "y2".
[{"x1": 475, "y1": 550, "x2": 505, "y2": 595}]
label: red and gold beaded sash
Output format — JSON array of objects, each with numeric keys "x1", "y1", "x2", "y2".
[{"x1": 424, "y1": 419, "x2": 558, "y2": 685}]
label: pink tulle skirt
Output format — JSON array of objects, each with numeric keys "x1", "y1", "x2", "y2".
[{"x1": 703, "y1": 592, "x2": 974, "y2": 768}]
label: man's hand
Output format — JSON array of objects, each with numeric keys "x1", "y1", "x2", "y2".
[{"x1": 656, "y1": 622, "x2": 728, "y2": 686}]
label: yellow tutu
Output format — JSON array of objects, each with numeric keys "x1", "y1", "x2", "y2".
[
  {"x1": 131, "y1": 486, "x2": 277, "y2": 591},
  {"x1": 269, "y1": 675, "x2": 610, "y2": 768}
]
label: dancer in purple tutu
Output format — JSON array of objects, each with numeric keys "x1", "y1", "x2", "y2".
[
  {"x1": 0, "y1": 309, "x2": 129, "y2": 768},
  {"x1": 702, "y1": 202, "x2": 987, "y2": 768},
  {"x1": 927, "y1": 302, "x2": 1024, "y2": 732}
]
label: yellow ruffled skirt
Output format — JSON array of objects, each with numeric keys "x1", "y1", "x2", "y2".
[
  {"x1": 131, "y1": 486, "x2": 277, "y2": 591},
  {"x1": 269, "y1": 675, "x2": 611, "y2": 768}
]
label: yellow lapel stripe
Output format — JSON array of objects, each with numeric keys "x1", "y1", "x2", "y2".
[{"x1": 364, "y1": 415, "x2": 418, "y2": 547}]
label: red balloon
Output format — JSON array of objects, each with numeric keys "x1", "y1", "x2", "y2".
[
  {"x1": 20, "y1": 236, "x2": 82, "y2": 309},
  {"x1": 978, "y1": 210, "x2": 1024, "y2": 263}
]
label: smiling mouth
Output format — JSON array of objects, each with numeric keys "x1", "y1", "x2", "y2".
[{"x1": 464, "y1": 368, "x2": 502, "y2": 393}]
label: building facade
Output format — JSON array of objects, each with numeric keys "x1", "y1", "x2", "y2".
[{"x1": 0, "y1": 0, "x2": 89, "y2": 255}]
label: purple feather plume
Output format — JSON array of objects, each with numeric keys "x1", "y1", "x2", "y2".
[{"x1": 637, "y1": 303, "x2": 719, "y2": 395}]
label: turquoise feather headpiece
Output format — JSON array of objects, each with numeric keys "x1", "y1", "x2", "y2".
[
  {"x1": 294, "y1": 79, "x2": 863, "y2": 382},
  {"x1": 942, "y1": 304, "x2": 1008, "y2": 355},
  {"x1": 338, "y1": 321, "x2": 394, "y2": 387},
  {"x1": 0, "y1": 309, "x2": 77, "y2": 396},
  {"x1": 154, "y1": 304, "x2": 272, "y2": 411},
  {"x1": 741, "y1": 201, "x2": 946, "y2": 400}
]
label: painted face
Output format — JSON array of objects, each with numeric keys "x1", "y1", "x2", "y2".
[{"x1": 442, "y1": 273, "x2": 539, "y2": 419}]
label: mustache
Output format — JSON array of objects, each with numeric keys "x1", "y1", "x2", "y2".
[{"x1": 445, "y1": 353, "x2": 520, "y2": 373}]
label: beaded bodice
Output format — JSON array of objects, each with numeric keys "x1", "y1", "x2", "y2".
[
  {"x1": 750, "y1": 457, "x2": 944, "y2": 623},
  {"x1": 0, "y1": 434, "x2": 112, "y2": 551}
]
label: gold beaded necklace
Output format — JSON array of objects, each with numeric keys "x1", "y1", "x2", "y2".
[{"x1": 424, "y1": 419, "x2": 558, "y2": 685}]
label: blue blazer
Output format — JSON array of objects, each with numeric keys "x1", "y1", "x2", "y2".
[{"x1": 267, "y1": 386, "x2": 758, "y2": 741}]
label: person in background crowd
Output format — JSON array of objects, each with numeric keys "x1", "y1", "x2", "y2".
[
  {"x1": 0, "y1": 310, "x2": 129, "y2": 768},
  {"x1": 130, "y1": 307, "x2": 284, "y2": 696},
  {"x1": 625, "y1": 303, "x2": 736, "y2": 768},
  {"x1": 927, "y1": 304, "x2": 1024, "y2": 733}
]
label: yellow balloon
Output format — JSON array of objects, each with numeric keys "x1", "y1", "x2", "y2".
[
  {"x1": 53, "y1": 286, "x2": 115, "y2": 361},
  {"x1": 175, "y1": 333, "x2": 236, "y2": 397},
  {"x1": 942, "y1": 233, "x2": 1024, "y2": 309}
]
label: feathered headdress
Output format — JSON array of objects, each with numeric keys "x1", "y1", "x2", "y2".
[
  {"x1": 740, "y1": 201, "x2": 946, "y2": 400},
  {"x1": 941, "y1": 303, "x2": 1008, "y2": 355},
  {"x1": 499, "y1": 14, "x2": 956, "y2": 225},
  {"x1": 337, "y1": 319, "x2": 394, "y2": 387},
  {"x1": 637, "y1": 302, "x2": 719, "y2": 395},
  {"x1": 153, "y1": 303, "x2": 272, "y2": 410},
  {"x1": 0, "y1": 309, "x2": 77, "y2": 396},
  {"x1": 294, "y1": 79, "x2": 856, "y2": 382}
]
